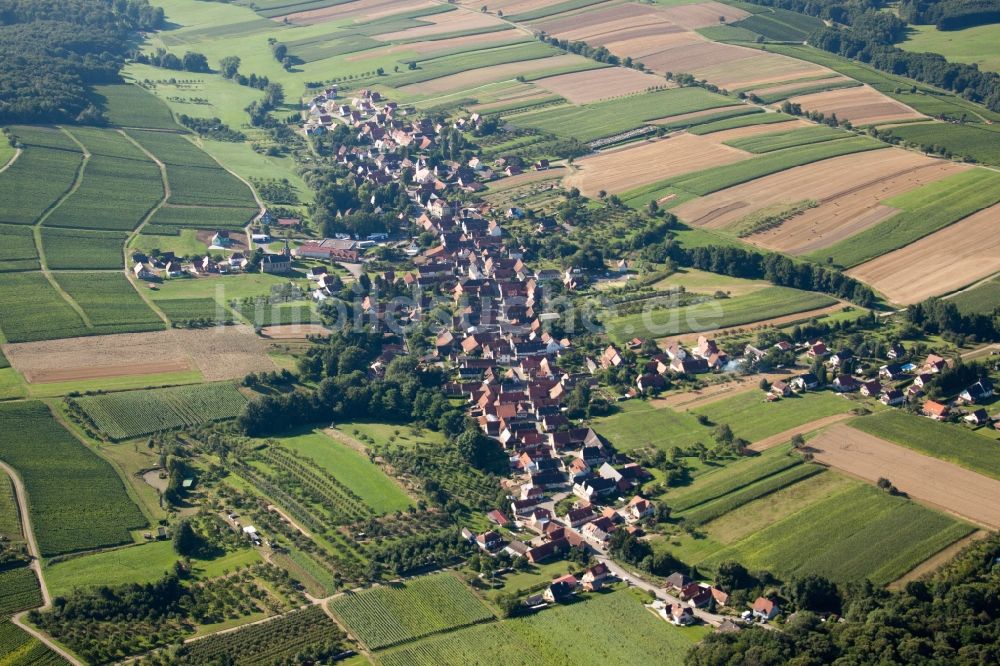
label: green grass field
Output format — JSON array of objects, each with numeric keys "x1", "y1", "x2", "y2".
[
  {"x1": 700, "y1": 481, "x2": 974, "y2": 584},
  {"x1": 509, "y1": 87, "x2": 736, "y2": 142},
  {"x1": 91, "y1": 84, "x2": 183, "y2": 130},
  {"x1": 603, "y1": 286, "x2": 837, "y2": 341},
  {"x1": 950, "y1": 274, "x2": 1000, "y2": 315},
  {"x1": 0, "y1": 224, "x2": 39, "y2": 272},
  {"x1": 901, "y1": 23, "x2": 1000, "y2": 74},
  {"x1": 73, "y1": 382, "x2": 248, "y2": 440},
  {"x1": 590, "y1": 400, "x2": 710, "y2": 452},
  {"x1": 624, "y1": 137, "x2": 885, "y2": 206},
  {"x1": 0, "y1": 272, "x2": 90, "y2": 343},
  {"x1": 850, "y1": 411, "x2": 1000, "y2": 481},
  {"x1": 41, "y1": 228, "x2": 128, "y2": 270},
  {"x1": 668, "y1": 445, "x2": 803, "y2": 512},
  {"x1": 723, "y1": 125, "x2": 849, "y2": 153},
  {"x1": 330, "y1": 573, "x2": 495, "y2": 651},
  {"x1": 380, "y1": 589, "x2": 706, "y2": 666},
  {"x1": 810, "y1": 168, "x2": 1000, "y2": 267},
  {"x1": 54, "y1": 273, "x2": 164, "y2": 335},
  {"x1": 691, "y1": 390, "x2": 855, "y2": 443},
  {"x1": 0, "y1": 401, "x2": 147, "y2": 556},
  {"x1": 272, "y1": 430, "x2": 413, "y2": 514}
]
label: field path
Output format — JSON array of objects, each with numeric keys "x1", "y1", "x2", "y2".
[
  {"x1": 808, "y1": 424, "x2": 1000, "y2": 528},
  {"x1": 889, "y1": 529, "x2": 988, "y2": 590},
  {"x1": 0, "y1": 461, "x2": 84, "y2": 666},
  {"x1": 749, "y1": 412, "x2": 853, "y2": 452},
  {"x1": 0, "y1": 147, "x2": 22, "y2": 172},
  {"x1": 120, "y1": 129, "x2": 172, "y2": 325},
  {"x1": 267, "y1": 504, "x2": 313, "y2": 538}
]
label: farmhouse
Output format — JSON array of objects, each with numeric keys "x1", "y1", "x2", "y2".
[
  {"x1": 960, "y1": 380, "x2": 994, "y2": 404},
  {"x1": 752, "y1": 597, "x2": 780, "y2": 621},
  {"x1": 922, "y1": 400, "x2": 950, "y2": 420}
]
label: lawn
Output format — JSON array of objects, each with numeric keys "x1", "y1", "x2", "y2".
[
  {"x1": 901, "y1": 23, "x2": 1000, "y2": 74},
  {"x1": 700, "y1": 481, "x2": 974, "y2": 584},
  {"x1": 850, "y1": 410, "x2": 1000, "y2": 481},
  {"x1": 950, "y1": 274, "x2": 1000, "y2": 315},
  {"x1": 589, "y1": 400, "x2": 709, "y2": 452},
  {"x1": 274, "y1": 429, "x2": 413, "y2": 514},
  {"x1": 0, "y1": 401, "x2": 147, "y2": 556},
  {"x1": 603, "y1": 286, "x2": 838, "y2": 341},
  {"x1": 338, "y1": 422, "x2": 447, "y2": 450},
  {"x1": 44, "y1": 541, "x2": 261, "y2": 598},
  {"x1": 691, "y1": 390, "x2": 856, "y2": 443},
  {"x1": 509, "y1": 87, "x2": 736, "y2": 142},
  {"x1": 810, "y1": 168, "x2": 1000, "y2": 267},
  {"x1": 379, "y1": 589, "x2": 706, "y2": 666}
]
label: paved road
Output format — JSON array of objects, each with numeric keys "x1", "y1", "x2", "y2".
[
  {"x1": 596, "y1": 556, "x2": 729, "y2": 627},
  {"x1": 0, "y1": 462, "x2": 84, "y2": 666}
]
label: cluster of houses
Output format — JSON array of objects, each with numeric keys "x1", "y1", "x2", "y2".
[{"x1": 593, "y1": 335, "x2": 730, "y2": 394}]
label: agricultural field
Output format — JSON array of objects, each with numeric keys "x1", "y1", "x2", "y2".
[
  {"x1": 72, "y1": 382, "x2": 249, "y2": 440},
  {"x1": 722, "y1": 125, "x2": 849, "y2": 153},
  {"x1": 698, "y1": 480, "x2": 974, "y2": 584},
  {"x1": 0, "y1": 401, "x2": 146, "y2": 556},
  {"x1": 91, "y1": 83, "x2": 184, "y2": 130},
  {"x1": 126, "y1": 130, "x2": 257, "y2": 209},
  {"x1": 0, "y1": 619, "x2": 66, "y2": 665},
  {"x1": 0, "y1": 135, "x2": 82, "y2": 226},
  {"x1": 170, "y1": 606, "x2": 346, "y2": 664},
  {"x1": 532, "y1": 66, "x2": 669, "y2": 104},
  {"x1": 274, "y1": 430, "x2": 413, "y2": 514},
  {"x1": 0, "y1": 567, "x2": 42, "y2": 616},
  {"x1": 785, "y1": 84, "x2": 926, "y2": 126},
  {"x1": 144, "y1": 204, "x2": 258, "y2": 233},
  {"x1": 690, "y1": 390, "x2": 856, "y2": 444},
  {"x1": 730, "y1": 6, "x2": 824, "y2": 42},
  {"x1": 509, "y1": 87, "x2": 736, "y2": 142},
  {"x1": 813, "y1": 168, "x2": 1000, "y2": 268},
  {"x1": 901, "y1": 23, "x2": 1000, "y2": 74},
  {"x1": 0, "y1": 224, "x2": 40, "y2": 272},
  {"x1": 379, "y1": 588, "x2": 706, "y2": 666},
  {"x1": 688, "y1": 111, "x2": 798, "y2": 135},
  {"x1": 590, "y1": 399, "x2": 710, "y2": 452},
  {"x1": 0, "y1": 272, "x2": 90, "y2": 343},
  {"x1": 329, "y1": 573, "x2": 495, "y2": 650},
  {"x1": 890, "y1": 121, "x2": 1000, "y2": 166},
  {"x1": 41, "y1": 228, "x2": 128, "y2": 270},
  {"x1": 950, "y1": 274, "x2": 1000, "y2": 315},
  {"x1": 847, "y1": 203, "x2": 1000, "y2": 304},
  {"x1": 849, "y1": 411, "x2": 1000, "y2": 482},
  {"x1": 0, "y1": 472, "x2": 21, "y2": 541},
  {"x1": 54, "y1": 273, "x2": 164, "y2": 335},
  {"x1": 155, "y1": 298, "x2": 234, "y2": 325},
  {"x1": 602, "y1": 286, "x2": 837, "y2": 341}
]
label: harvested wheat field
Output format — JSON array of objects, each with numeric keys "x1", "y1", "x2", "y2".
[
  {"x1": 809, "y1": 425, "x2": 1000, "y2": 529},
  {"x1": 701, "y1": 119, "x2": 812, "y2": 141},
  {"x1": 787, "y1": 86, "x2": 925, "y2": 126},
  {"x1": 673, "y1": 148, "x2": 957, "y2": 240},
  {"x1": 3, "y1": 325, "x2": 277, "y2": 383},
  {"x1": 563, "y1": 133, "x2": 750, "y2": 196},
  {"x1": 458, "y1": 0, "x2": 585, "y2": 14},
  {"x1": 749, "y1": 75, "x2": 855, "y2": 99},
  {"x1": 397, "y1": 54, "x2": 585, "y2": 95},
  {"x1": 655, "y1": 1, "x2": 750, "y2": 29},
  {"x1": 374, "y1": 9, "x2": 503, "y2": 40},
  {"x1": 347, "y1": 29, "x2": 526, "y2": 61},
  {"x1": 530, "y1": 3, "x2": 665, "y2": 35},
  {"x1": 533, "y1": 67, "x2": 669, "y2": 104},
  {"x1": 847, "y1": 204, "x2": 1000, "y2": 304},
  {"x1": 691, "y1": 52, "x2": 831, "y2": 90},
  {"x1": 282, "y1": 0, "x2": 435, "y2": 24}
]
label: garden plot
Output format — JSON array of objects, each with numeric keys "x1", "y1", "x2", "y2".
[
  {"x1": 532, "y1": 66, "x2": 669, "y2": 104},
  {"x1": 787, "y1": 85, "x2": 925, "y2": 126},
  {"x1": 847, "y1": 203, "x2": 1000, "y2": 304}
]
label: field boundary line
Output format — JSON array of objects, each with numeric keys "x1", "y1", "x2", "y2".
[
  {"x1": 748, "y1": 412, "x2": 853, "y2": 452},
  {"x1": 0, "y1": 146, "x2": 22, "y2": 173},
  {"x1": 0, "y1": 460, "x2": 84, "y2": 666},
  {"x1": 31, "y1": 128, "x2": 93, "y2": 328},
  {"x1": 120, "y1": 129, "x2": 172, "y2": 326}
]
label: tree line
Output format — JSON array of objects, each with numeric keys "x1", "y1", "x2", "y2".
[
  {"x1": 900, "y1": 0, "x2": 1000, "y2": 30},
  {"x1": 0, "y1": 0, "x2": 164, "y2": 123}
]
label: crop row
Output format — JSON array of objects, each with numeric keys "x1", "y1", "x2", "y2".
[
  {"x1": 670, "y1": 449, "x2": 804, "y2": 513},
  {"x1": 0, "y1": 143, "x2": 82, "y2": 226},
  {"x1": 55, "y1": 272, "x2": 164, "y2": 335},
  {"x1": 261, "y1": 447, "x2": 373, "y2": 521},
  {"x1": 72, "y1": 382, "x2": 248, "y2": 440},
  {"x1": 173, "y1": 606, "x2": 345, "y2": 665},
  {"x1": 0, "y1": 619, "x2": 67, "y2": 665},
  {"x1": 681, "y1": 465, "x2": 823, "y2": 525},
  {"x1": 41, "y1": 228, "x2": 127, "y2": 270},
  {"x1": 0, "y1": 272, "x2": 90, "y2": 343},
  {"x1": 0, "y1": 402, "x2": 145, "y2": 555},
  {"x1": 330, "y1": 573, "x2": 495, "y2": 650},
  {"x1": 146, "y1": 204, "x2": 257, "y2": 231},
  {"x1": 0, "y1": 223, "x2": 39, "y2": 272},
  {"x1": 0, "y1": 567, "x2": 42, "y2": 615}
]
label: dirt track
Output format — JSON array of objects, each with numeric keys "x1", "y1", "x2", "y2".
[
  {"x1": 808, "y1": 424, "x2": 1000, "y2": 529},
  {"x1": 749, "y1": 413, "x2": 853, "y2": 452},
  {"x1": 650, "y1": 372, "x2": 794, "y2": 411}
]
